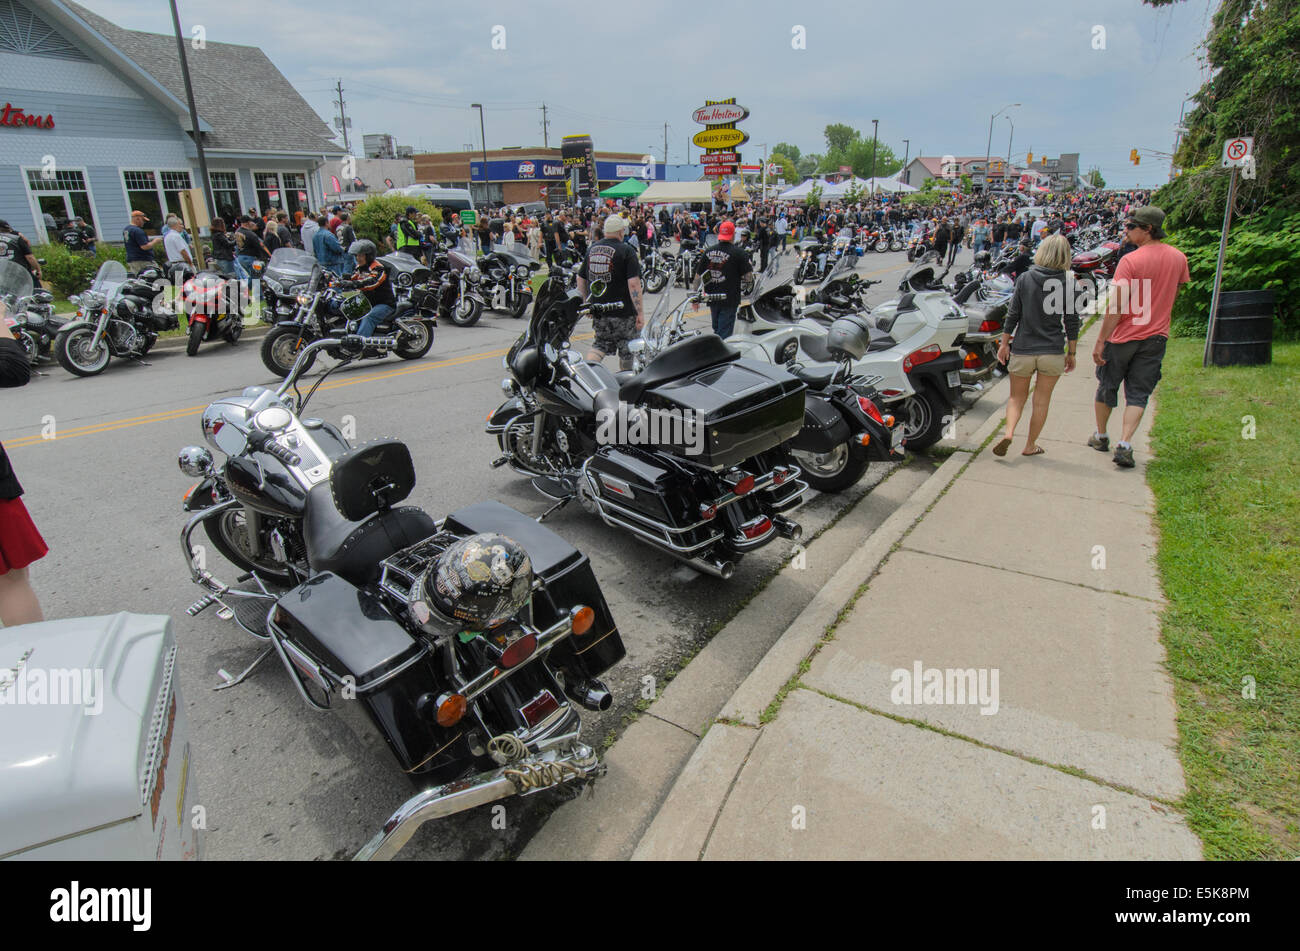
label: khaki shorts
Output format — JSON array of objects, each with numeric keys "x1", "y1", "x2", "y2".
[{"x1": 1008, "y1": 352, "x2": 1065, "y2": 378}]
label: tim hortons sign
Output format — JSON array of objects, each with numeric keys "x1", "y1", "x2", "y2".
[
  {"x1": 692, "y1": 103, "x2": 749, "y2": 125},
  {"x1": 693, "y1": 127, "x2": 748, "y2": 150}
]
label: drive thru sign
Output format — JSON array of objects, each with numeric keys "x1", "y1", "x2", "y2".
[{"x1": 1222, "y1": 137, "x2": 1253, "y2": 167}]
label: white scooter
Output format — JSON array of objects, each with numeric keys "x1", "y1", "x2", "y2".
[{"x1": 729, "y1": 253, "x2": 969, "y2": 450}]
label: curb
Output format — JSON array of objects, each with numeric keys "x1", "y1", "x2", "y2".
[
  {"x1": 149, "y1": 320, "x2": 271, "y2": 353},
  {"x1": 631, "y1": 373, "x2": 1011, "y2": 860}
]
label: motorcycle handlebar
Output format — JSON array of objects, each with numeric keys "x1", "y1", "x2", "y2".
[
  {"x1": 247, "y1": 429, "x2": 301, "y2": 468},
  {"x1": 585, "y1": 302, "x2": 624, "y2": 314}
]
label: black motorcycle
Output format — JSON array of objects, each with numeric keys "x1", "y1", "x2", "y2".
[
  {"x1": 0, "y1": 260, "x2": 64, "y2": 364},
  {"x1": 55, "y1": 261, "x2": 177, "y2": 376},
  {"x1": 259, "y1": 261, "x2": 435, "y2": 377},
  {"x1": 177, "y1": 334, "x2": 625, "y2": 859},
  {"x1": 479, "y1": 244, "x2": 541, "y2": 318},
  {"x1": 487, "y1": 281, "x2": 808, "y2": 579},
  {"x1": 793, "y1": 233, "x2": 833, "y2": 284}
]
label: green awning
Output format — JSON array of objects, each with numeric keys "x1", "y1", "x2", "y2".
[{"x1": 600, "y1": 178, "x2": 648, "y2": 198}]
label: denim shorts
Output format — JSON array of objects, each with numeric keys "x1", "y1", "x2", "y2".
[{"x1": 1095, "y1": 335, "x2": 1167, "y2": 408}]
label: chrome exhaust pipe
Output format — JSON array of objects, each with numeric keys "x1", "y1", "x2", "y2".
[
  {"x1": 685, "y1": 556, "x2": 735, "y2": 580},
  {"x1": 772, "y1": 515, "x2": 802, "y2": 541},
  {"x1": 563, "y1": 678, "x2": 613, "y2": 712}
]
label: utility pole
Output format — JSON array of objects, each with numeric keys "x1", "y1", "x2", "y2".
[
  {"x1": 334, "y1": 79, "x2": 351, "y2": 154},
  {"x1": 168, "y1": 0, "x2": 214, "y2": 221},
  {"x1": 901, "y1": 139, "x2": 909, "y2": 182},
  {"x1": 870, "y1": 119, "x2": 879, "y2": 186},
  {"x1": 663, "y1": 122, "x2": 669, "y2": 169},
  {"x1": 540, "y1": 103, "x2": 550, "y2": 148}
]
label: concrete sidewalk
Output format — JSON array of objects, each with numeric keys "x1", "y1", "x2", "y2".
[{"x1": 633, "y1": 323, "x2": 1202, "y2": 860}]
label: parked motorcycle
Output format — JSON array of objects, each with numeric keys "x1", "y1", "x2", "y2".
[
  {"x1": 0, "y1": 260, "x2": 65, "y2": 364},
  {"x1": 177, "y1": 334, "x2": 625, "y2": 859},
  {"x1": 378, "y1": 251, "x2": 441, "y2": 320},
  {"x1": 430, "y1": 238, "x2": 486, "y2": 327},
  {"x1": 793, "y1": 233, "x2": 833, "y2": 283},
  {"x1": 259, "y1": 262, "x2": 435, "y2": 377},
  {"x1": 259, "y1": 248, "x2": 316, "y2": 324},
  {"x1": 55, "y1": 261, "x2": 176, "y2": 377},
  {"x1": 182, "y1": 269, "x2": 246, "y2": 356},
  {"x1": 487, "y1": 286, "x2": 808, "y2": 579},
  {"x1": 733, "y1": 255, "x2": 968, "y2": 450},
  {"x1": 636, "y1": 279, "x2": 905, "y2": 493},
  {"x1": 479, "y1": 244, "x2": 541, "y2": 318}
]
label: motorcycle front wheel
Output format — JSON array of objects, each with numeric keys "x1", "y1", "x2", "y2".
[
  {"x1": 56, "y1": 328, "x2": 111, "y2": 377},
  {"x1": 261, "y1": 326, "x2": 316, "y2": 378},
  {"x1": 449, "y1": 295, "x2": 483, "y2": 327},
  {"x1": 185, "y1": 318, "x2": 205, "y2": 356},
  {"x1": 203, "y1": 508, "x2": 297, "y2": 587},
  {"x1": 510, "y1": 292, "x2": 532, "y2": 319},
  {"x1": 644, "y1": 269, "x2": 668, "y2": 294},
  {"x1": 791, "y1": 443, "x2": 870, "y2": 493},
  {"x1": 396, "y1": 321, "x2": 434, "y2": 360},
  {"x1": 890, "y1": 239, "x2": 904, "y2": 252},
  {"x1": 875, "y1": 239, "x2": 890, "y2": 253}
]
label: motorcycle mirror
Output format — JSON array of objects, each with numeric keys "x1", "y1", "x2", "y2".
[
  {"x1": 212, "y1": 421, "x2": 249, "y2": 457},
  {"x1": 588, "y1": 279, "x2": 607, "y2": 299},
  {"x1": 627, "y1": 339, "x2": 646, "y2": 354}
]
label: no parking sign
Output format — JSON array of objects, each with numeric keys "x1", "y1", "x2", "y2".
[{"x1": 1221, "y1": 137, "x2": 1253, "y2": 167}]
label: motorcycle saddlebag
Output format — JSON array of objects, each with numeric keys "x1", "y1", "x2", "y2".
[
  {"x1": 271, "y1": 572, "x2": 461, "y2": 774},
  {"x1": 787, "y1": 391, "x2": 850, "y2": 454},
  {"x1": 640, "y1": 359, "x2": 805, "y2": 470},
  {"x1": 442, "y1": 501, "x2": 625, "y2": 680}
]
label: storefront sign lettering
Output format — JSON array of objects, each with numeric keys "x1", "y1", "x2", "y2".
[{"x1": 1, "y1": 103, "x2": 55, "y2": 129}]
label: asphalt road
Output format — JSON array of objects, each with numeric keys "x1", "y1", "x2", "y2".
[{"x1": 3, "y1": 243, "x2": 969, "y2": 860}]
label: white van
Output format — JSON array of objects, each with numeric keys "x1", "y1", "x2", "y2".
[{"x1": 387, "y1": 185, "x2": 476, "y2": 215}]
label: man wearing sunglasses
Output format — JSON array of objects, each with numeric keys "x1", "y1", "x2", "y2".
[{"x1": 1089, "y1": 206, "x2": 1189, "y2": 468}]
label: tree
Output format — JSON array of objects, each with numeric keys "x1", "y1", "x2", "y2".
[
  {"x1": 773, "y1": 142, "x2": 802, "y2": 163},
  {"x1": 824, "y1": 123, "x2": 859, "y2": 156},
  {"x1": 806, "y1": 184, "x2": 823, "y2": 210},
  {"x1": 351, "y1": 194, "x2": 442, "y2": 247},
  {"x1": 1146, "y1": 0, "x2": 1300, "y2": 227},
  {"x1": 797, "y1": 154, "x2": 822, "y2": 177},
  {"x1": 1086, "y1": 166, "x2": 1106, "y2": 188}
]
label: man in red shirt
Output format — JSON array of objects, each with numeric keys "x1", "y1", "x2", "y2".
[
  {"x1": 328, "y1": 205, "x2": 343, "y2": 234},
  {"x1": 1089, "y1": 206, "x2": 1189, "y2": 468}
]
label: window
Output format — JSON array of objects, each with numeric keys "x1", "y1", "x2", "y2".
[
  {"x1": 254, "y1": 172, "x2": 282, "y2": 213},
  {"x1": 282, "y1": 172, "x2": 308, "y2": 216},
  {"x1": 25, "y1": 168, "x2": 97, "y2": 237},
  {"x1": 123, "y1": 170, "x2": 161, "y2": 231},
  {"x1": 209, "y1": 171, "x2": 241, "y2": 221},
  {"x1": 0, "y1": 0, "x2": 91, "y2": 60},
  {"x1": 160, "y1": 170, "x2": 192, "y2": 219}
]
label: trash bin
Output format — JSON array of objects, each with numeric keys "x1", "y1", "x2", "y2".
[{"x1": 1209, "y1": 289, "x2": 1274, "y2": 366}]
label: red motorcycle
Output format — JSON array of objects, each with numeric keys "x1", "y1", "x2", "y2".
[{"x1": 182, "y1": 270, "x2": 246, "y2": 356}]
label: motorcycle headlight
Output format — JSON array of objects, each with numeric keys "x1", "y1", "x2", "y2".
[
  {"x1": 467, "y1": 267, "x2": 481, "y2": 284},
  {"x1": 178, "y1": 445, "x2": 214, "y2": 478},
  {"x1": 296, "y1": 294, "x2": 311, "y2": 305},
  {"x1": 515, "y1": 264, "x2": 530, "y2": 279},
  {"x1": 398, "y1": 272, "x2": 413, "y2": 287}
]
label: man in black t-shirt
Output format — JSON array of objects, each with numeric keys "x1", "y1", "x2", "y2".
[
  {"x1": 696, "y1": 221, "x2": 751, "y2": 339},
  {"x1": 0, "y1": 221, "x2": 42, "y2": 282},
  {"x1": 577, "y1": 215, "x2": 642, "y2": 369}
]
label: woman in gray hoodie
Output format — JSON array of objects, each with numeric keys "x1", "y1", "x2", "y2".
[{"x1": 992, "y1": 234, "x2": 1080, "y2": 456}]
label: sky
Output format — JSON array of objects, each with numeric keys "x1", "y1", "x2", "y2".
[{"x1": 83, "y1": 0, "x2": 1219, "y2": 190}]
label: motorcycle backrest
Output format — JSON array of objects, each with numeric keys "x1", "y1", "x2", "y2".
[{"x1": 329, "y1": 439, "x2": 417, "y2": 521}]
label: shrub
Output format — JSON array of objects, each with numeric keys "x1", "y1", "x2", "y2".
[
  {"x1": 33, "y1": 243, "x2": 130, "y2": 298},
  {"x1": 1167, "y1": 208, "x2": 1300, "y2": 340},
  {"x1": 349, "y1": 195, "x2": 443, "y2": 247}
]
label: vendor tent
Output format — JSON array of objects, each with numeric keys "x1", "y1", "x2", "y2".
[
  {"x1": 637, "y1": 181, "x2": 714, "y2": 204},
  {"x1": 776, "y1": 178, "x2": 834, "y2": 200},
  {"x1": 728, "y1": 180, "x2": 751, "y2": 201},
  {"x1": 600, "y1": 177, "x2": 647, "y2": 199}
]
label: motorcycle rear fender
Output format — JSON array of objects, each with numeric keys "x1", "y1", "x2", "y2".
[
  {"x1": 907, "y1": 350, "x2": 964, "y2": 398},
  {"x1": 486, "y1": 397, "x2": 525, "y2": 434},
  {"x1": 274, "y1": 319, "x2": 307, "y2": 330}
]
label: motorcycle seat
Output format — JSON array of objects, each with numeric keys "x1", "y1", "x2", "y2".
[
  {"x1": 303, "y1": 484, "x2": 436, "y2": 586},
  {"x1": 789, "y1": 362, "x2": 836, "y2": 387},
  {"x1": 867, "y1": 329, "x2": 897, "y2": 352},
  {"x1": 797, "y1": 334, "x2": 836, "y2": 364},
  {"x1": 582, "y1": 361, "x2": 623, "y2": 419},
  {"x1": 618, "y1": 334, "x2": 739, "y2": 405},
  {"x1": 392, "y1": 300, "x2": 415, "y2": 319}
]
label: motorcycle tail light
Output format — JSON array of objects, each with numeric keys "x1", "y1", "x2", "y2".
[
  {"x1": 499, "y1": 632, "x2": 537, "y2": 669},
  {"x1": 741, "y1": 516, "x2": 772, "y2": 540},
  {"x1": 964, "y1": 351, "x2": 983, "y2": 368},
  {"x1": 857, "y1": 396, "x2": 885, "y2": 424},
  {"x1": 731, "y1": 474, "x2": 755, "y2": 496},
  {"x1": 520, "y1": 690, "x2": 561, "y2": 728},
  {"x1": 436, "y1": 693, "x2": 467, "y2": 727},
  {"x1": 699, "y1": 502, "x2": 718, "y2": 520},
  {"x1": 570, "y1": 605, "x2": 595, "y2": 636},
  {"x1": 979, "y1": 320, "x2": 1002, "y2": 332},
  {"x1": 903, "y1": 344, "x2": 942, "y2": 373}
]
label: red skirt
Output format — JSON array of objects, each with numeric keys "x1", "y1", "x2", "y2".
[{"x1": 0, "y1": 496, "x2": 48, "y2": 572}]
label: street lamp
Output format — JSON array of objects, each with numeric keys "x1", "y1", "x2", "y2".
[
  {"x1": 901, "y1": 139, "x2": 910, "y2": 183},
  {"x1": 870, "y1": 119, "x2": 879, "y2": 186},
  {"x1": 471, "y1": 103, "x2": 487, "y2": 203},
  {"x1": 985, "y1": 103, "x2": 1019, "y2": 192},
  {"x1": 1005, "y1": 116, "x2": 1014, "y2": 188}
]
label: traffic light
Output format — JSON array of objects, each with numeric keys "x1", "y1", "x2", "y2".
[
  {"x1": 1130, "y1": 149, "x2": 1139, "y2": 165},
  {"x1": 1026, "y1": 152, "x2": 1033, "y2": 164}
]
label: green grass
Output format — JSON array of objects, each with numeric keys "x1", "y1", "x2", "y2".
[{"x1": 1147, "y1": 339, "x2": 1300, "y2": 859}]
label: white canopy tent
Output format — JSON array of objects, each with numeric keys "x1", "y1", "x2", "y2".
[
  {"x1": 637, "y1": 181, "x2": 714, "y2": 204},
  {"x1": 776, "y1": 178, "x2": 834, "y2": 200}
]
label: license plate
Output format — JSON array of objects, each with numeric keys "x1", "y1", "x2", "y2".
[
  {"x1": 946, "y1": 370, "x2": 961, "y2": 389},
  {"x1": 891, "y1": 425, "x2": 905, "y2": 449}
]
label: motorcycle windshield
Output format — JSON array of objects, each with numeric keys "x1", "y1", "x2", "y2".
[
  {"x1": 747, "y1": 253, "x2": 785, "y2": 300},
  {"x1": 817, "y1": 253, "x2": 859, "y2": 294},
  {"x1": 267, "y1": 248, "x2": 317, "y2": 276},
  {"x1": 640, "y1": 287, "x2": 678, "y2": 348},
  {"x1": 90, "y1": 260, "x2": 128, "y2": 295},
  {"x1": 0, "y1": 259, "x2": 34, "y2": 302}
]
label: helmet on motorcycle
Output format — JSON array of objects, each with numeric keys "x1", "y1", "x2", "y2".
[
  {"x1": 425, "y1": 533, "x2": 534, "y2": 630},
  {"x1": 974, "y1": 250, "x2": 992, "y2": 267},
  {"x1": 135, "y1": 263, "x2": 164, "y2": 283},
  {"x1": 348, "y1": 239, "x2": 377, "y2": 262}
]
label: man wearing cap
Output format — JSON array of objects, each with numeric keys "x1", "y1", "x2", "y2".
[
  {"x1": 577, "y1": 214, "x2": 643, "y2": 370},
  {"x1": 696, "y1": 220, "x2": 752, "y2": 339},
  {"x1": 123, "y1": 210, "x2": 162, "y2": 274},
  {"x1": 1089, "y1": 206, "x2": 1189, "y2": 469}
]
